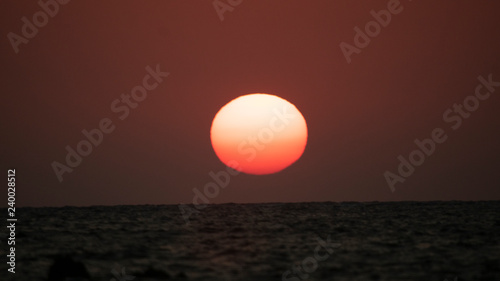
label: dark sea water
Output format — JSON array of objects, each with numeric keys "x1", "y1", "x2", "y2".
[{"x1": 1, "y1": 201, "x2": 499, "y2": 281}]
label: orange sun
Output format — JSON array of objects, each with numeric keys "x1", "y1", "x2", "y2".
[{"x1": 210, "y1": 93, "x2": 308, "y2": 175}]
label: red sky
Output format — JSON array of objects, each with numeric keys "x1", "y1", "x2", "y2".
[{"x1": 1, "y1": 0, "x2": 499, "y2": 207}]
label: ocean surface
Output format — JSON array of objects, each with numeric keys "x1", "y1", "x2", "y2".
[{"x1": 1, "y1": 201, "x2": 499, "y2": 281}]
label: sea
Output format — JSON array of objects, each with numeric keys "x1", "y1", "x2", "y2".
[{"x1": 1, "y1": 201, "x2": 499, "y2": 281}]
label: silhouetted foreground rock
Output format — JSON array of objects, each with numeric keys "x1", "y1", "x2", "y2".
[
  {"x1": 47, "y1": 255, "x2": 91, "y2": 281},
  {"x1": 138, "y1": 266, "x2": 171, "y2": 279}
]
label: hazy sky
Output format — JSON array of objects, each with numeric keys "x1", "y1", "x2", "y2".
[{"x1": 1, "y1": 1, "x2": 499, "y2": 207}]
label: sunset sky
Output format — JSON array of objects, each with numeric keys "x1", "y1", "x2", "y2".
[{"x1": 1, "y1": 1, "x2": 499, "y2": 207}]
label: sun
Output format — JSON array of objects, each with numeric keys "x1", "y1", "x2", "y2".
[{"x1": 210, "y1": 93, "x2": 308, "y2": 175}]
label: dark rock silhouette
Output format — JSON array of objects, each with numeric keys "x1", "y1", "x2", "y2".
[
  {"x1": 47, "y1": 255, "x2": 91, "y2": 281},
  {"x1": 140, "y1": 267, "x2": 171, "y2": 279}
]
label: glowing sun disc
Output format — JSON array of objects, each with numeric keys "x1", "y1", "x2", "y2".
[{"x1": 210, "y1": 93, "x2": 308, "y2": 175}]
